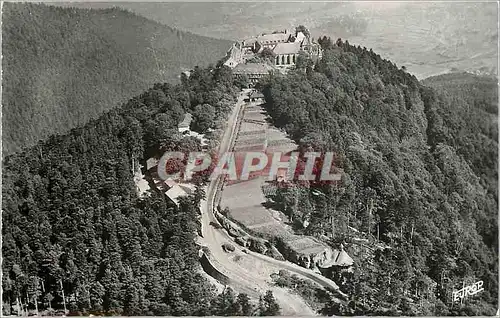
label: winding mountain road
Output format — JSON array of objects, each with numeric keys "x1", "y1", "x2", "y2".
[{"x1": 197, "y1": 89, "x2": 343, "y2": 315}]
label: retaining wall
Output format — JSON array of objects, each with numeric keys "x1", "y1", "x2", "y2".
[{"x1": 199, "y1": 252, "x2": 230, "y2": 285}]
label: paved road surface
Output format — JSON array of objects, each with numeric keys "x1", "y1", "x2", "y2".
[{"x1": 198, "y1": 89, "x2": 343, "y2": 315}]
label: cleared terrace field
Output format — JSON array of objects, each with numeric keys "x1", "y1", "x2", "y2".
[
  {"x1": 221, "y1": 100, "x2": 330, "y2": 259},
  {"x1": 222, "y1": 100, "x2": 303, "y2": 241}
]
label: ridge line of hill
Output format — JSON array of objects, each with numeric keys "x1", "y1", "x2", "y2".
[{"x1": 2, "y1": 2, "x2": 233, "y2": 155}]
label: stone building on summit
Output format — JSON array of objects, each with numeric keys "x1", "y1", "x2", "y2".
[
  {"x1": 222, "y1": 26, "x2": 322, "y2": 72},
  {"x1": 220, "y1": 26, "x2": 322, "y2": 86}
]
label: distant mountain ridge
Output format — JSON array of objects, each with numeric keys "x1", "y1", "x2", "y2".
[
  {"x1": 2, "y1": 3, "x2": 232, "y2": 154},
  {"x1": 48, "y1": 2, "x2": 498, "y2": 82}
]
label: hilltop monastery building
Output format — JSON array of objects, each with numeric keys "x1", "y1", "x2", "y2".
[{"x1": 223, "y1": 28, "x2": 322, "y2": 84}]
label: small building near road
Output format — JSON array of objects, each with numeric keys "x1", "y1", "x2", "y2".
[
  {"x1": 179, "y1": 69, "x2": 192, "y2": 80},
  {"x1": 177, "y1": 113, "x2": 208, "y2": 148},
  {"x1": 248, "y1": 91, "x2": 265, "y2": 103},
  {"x1": 230, "y1": 26, "x2": 322, "y2": 75},
  {"x1": 146, "y1": 156, "x2": 196, "y2": 207},
  {"x1": 318, "y1": 243, "x2": 355, "y2": 286},
  {"x1": 165, "y1": 184, "x2": 189, "y2": 207},
  {"x1": 233, "y1": 63, "x2": 276, "y2": 86},
  {"x1": 146, "y1": 157, "x2": 159, "y2": 171}
]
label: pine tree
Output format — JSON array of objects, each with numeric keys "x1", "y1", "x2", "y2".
[
  {"x1": 259, "y1": 291, "x2": 280, "y2": 316},
  {"x1": 237, "y1": 293, "x2": 253, "y2": 316}
]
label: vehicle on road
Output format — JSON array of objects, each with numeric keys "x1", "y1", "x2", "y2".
[
  {"x1": 210, "y1": 221, "x2": 223, "y2": 229},
  {"x1": 222, "y1": 243, "x2": 235, "y2": 253}
]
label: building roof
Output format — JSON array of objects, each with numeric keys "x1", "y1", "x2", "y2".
[
  {"x1": 250, "y1": 91, "x2": 265, "y2": 99},
  {"x1": 146, "y1": 157, "x2": 158, "y2": 170},
  {"x1": 242, "y1": 37, "x2": 258, "y2": 47},
  {"x1": 286, "y1": 235, "x2": 330, "y2": 255},
  {"x1": 227, "y1": 45, "x2": 241, "y2": 59},
  {"x1": 319, "y1": 246, "x2": 354, "y2": 268},
  {"x1": 233, "y1": 63, "x2": 276, "y2": 75},
  {"x1": 301, "y1": 36, "x2": 312, "y2": 47},
  {"x1": 178, "y1": 113, "x2": 192, "y2": 129},
  {"x1": 294, "y1": 31, "x2": 306, "y2": 43},
  {"x1": 164, "y1": 178, "x2": 177, "y2": 188},
  {"x1": 257, "y1": 32, "x2": 290, "y2": 44},
  {"x1": 273, "y1": 42, "x2": 302, "y2": 55},
  {"x1": 179, "y1": 184, "x2": 194, "y2": 194},
  {"x1": 165, "y1": 184, "x2": 189, "y2": 206},
  {"x1": 334, "y1": 250, "x2": 354, "y2": 266}
]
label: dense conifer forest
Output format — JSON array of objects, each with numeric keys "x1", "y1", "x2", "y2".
[
  {"x1": 2, "y1": 65, "x2": 280, "y2": 316},
  {"x1": 2, "y1": 3, "x2": 232, "y2": 155},
  {"x1": 260, "y1": 38, "x2": 498, "y2": 315}
]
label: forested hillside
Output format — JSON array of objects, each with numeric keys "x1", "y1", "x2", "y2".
[
  {"x1": 2, "y1": 3, "x2": 232, "y2": 154},
  {"x1": 2, "y1": 64, "x2": 281, "y2": 316},
  {"x1": 261, "y1": 39, "x2": 498, "y2": 315}
]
